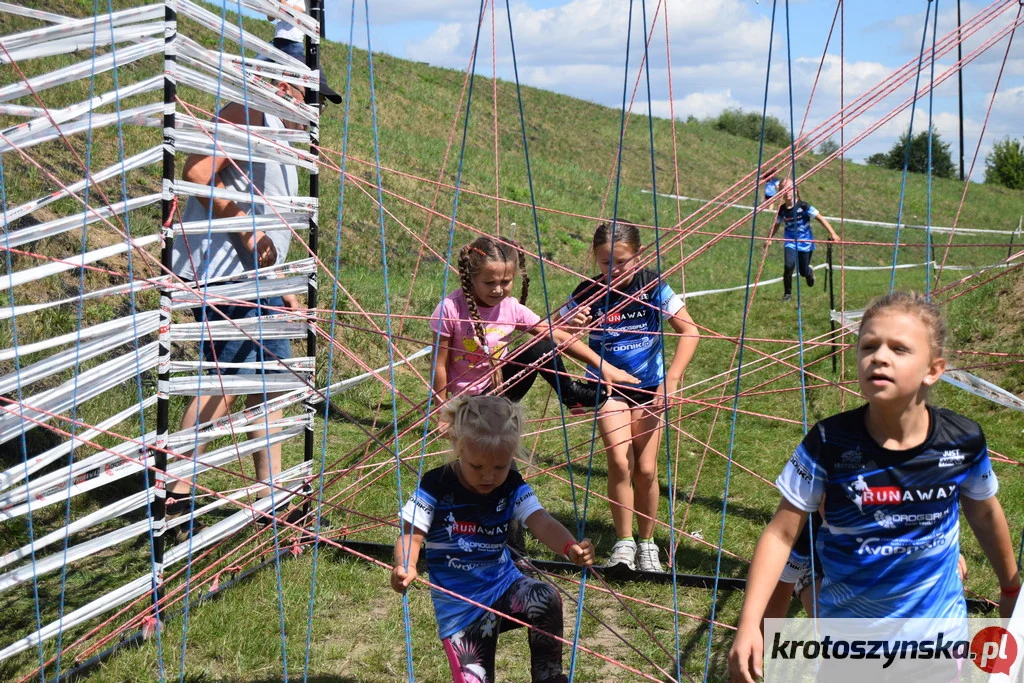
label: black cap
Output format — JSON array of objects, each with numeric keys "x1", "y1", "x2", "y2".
[{"x1": 319, "y1": 72, "x2": 342, "y2": 104}]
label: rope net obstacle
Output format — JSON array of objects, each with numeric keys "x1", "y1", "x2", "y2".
[{"x1": 1, "y1": 0, "x2": 1023, "y2": 680}]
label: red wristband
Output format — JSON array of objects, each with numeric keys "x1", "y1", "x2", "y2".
[
  {"x1": 1001, "y1": 584, "x2": 1021, "y2": 598},
  {"x1": 562, "y1": 541, "x2": 575, "y2": 558}
]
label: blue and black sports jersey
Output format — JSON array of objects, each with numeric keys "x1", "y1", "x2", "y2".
[
  {"x1": 775, "y1": 201, "x2": 820, "y2": 252},
  {"x1": 400, "y1": 465, "x2": 542, "y2": 639},
  {"x1": 776, "y1": 405, "x2": 997, "y2": 621},
  {"x1": 560, "y1": 269, "x2": 684, "y2": 388}
]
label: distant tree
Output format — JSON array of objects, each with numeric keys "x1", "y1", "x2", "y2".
[
  {"x1": 985, "y1": 137, "x2": 1024, "y2": 190},
  {"x1": 711, "y1": 108, "x2": 791, "y2": 147},
  {"x1": 818, "y1": 137, "x2": 839, "y2": 156},
  {"x1": 866, "y1": 152, "x2": 888, "y2": 167},
  {"x1": 872, "y1": 127, "x2": 955, "y2": 178}
]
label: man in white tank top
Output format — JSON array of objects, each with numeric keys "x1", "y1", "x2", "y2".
[{"x1": 167, "y1": 71, "x2": 337, "y2": 528}]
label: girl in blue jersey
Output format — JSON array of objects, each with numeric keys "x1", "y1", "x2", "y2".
[
  {"x1": 729, "y1": 292, "x2": 1020, "y2": 683},
  {"x1": 765, "y1": 178, "x2": 839, "y2": 301},
  {"x1": 391, "y1": 395, "x2": 595, "y2": 683},
  {"x1": 561, "y1": 221, "x2": 699, "y2": 572}
]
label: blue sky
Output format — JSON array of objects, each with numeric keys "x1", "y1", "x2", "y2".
[{"x1": 311, "y1": 1, "x2": 1023, "y2": 180}]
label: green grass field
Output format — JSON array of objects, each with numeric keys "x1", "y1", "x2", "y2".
[{"x1": 2, "y1": 1, "x2": 1024, "y2": 681}]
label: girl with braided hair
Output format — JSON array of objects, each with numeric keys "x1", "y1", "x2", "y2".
[
  {"x1": 392, "y1": 395, "x2": 595, "y2": 683},
  {"x1": 430, "y1": 236, "x2": 639, "y2": 427}
]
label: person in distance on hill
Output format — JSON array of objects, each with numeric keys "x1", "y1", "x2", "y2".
[
  {"x1": 391, "y1": 396, "x2": 594, "y2": 683},
  {"x1": 764, "y1": 177, "x2": 839, "y2": 302},
  {"x1": 729, "y1": 291, "x2": 1020, "y2": 683}
]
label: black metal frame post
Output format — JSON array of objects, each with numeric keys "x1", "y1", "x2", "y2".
[
  {"x1": 303, "y1": 0, "x2": 322, "y2": 488},
  {"x1": 154, "y1": 0, "x2": 178, "y2": 624}
]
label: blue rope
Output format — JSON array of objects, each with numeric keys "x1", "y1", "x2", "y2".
[
  {"x1": 925, "y1": 0, "x2": 940, "y2": 297},
  {"x1": 363, "y1": 2, "x2": 416, "y2": 679},
  {"x1": 566, "y1": 2, "x2": 636, "y2": 678},
  {"x1": 702, "y1": 1, "x2": 778, "y2": 677},
  {"x1": 637, "y1": 1, "x2": 682, "y2": 676},
  {"x1": 53, "y1": 4, "x2": 104, "y2": 674},
  {"x1": 0, "y1": 104, "x2": 47, "y2": 683},
  {"x1": 176, "y1": 2, "x2": 237, "y2": 674},
  {"x1": 890, "y1": 0, "x2": 935, "y2": 293},
  {"x1": 54, "y1": 4, "x2": 163, "y2": 677},
  {"x1": 230, "y1": 6, "x2": 293, "y2": 677},
  {"x1": 499, "y1": 0, "x2": 578, "y2": 540},
  {"x1": 302, "y1": 4, "x2": 358, "y2": 680},
  {"x1": 784, "y1": 0, "x2": 810, "y2": 436}
]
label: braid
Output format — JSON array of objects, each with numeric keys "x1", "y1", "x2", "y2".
[
  {"x1": 510, "y1": 238, "x2": 530, "y2": 306},
  {"x1": 458, "y1": 245, "x2": 489, "y2": 355}
]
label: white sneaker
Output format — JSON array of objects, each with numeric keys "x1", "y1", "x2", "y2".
[
  {"x1": 636, "y1": 540, "x2": 663, "y2": 572},
  {"x1": 606, "y1": 539, "x2": 637, "y2": 570}
]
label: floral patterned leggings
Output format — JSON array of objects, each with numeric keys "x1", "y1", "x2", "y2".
[{"x1": 441, "y1": 576, "x2": 567, "y2": 683}]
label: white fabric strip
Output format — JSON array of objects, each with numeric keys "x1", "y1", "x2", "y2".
[
  {"x1": 0, "y1": 39, "x2": 162, "y2": 103},
  {"x1": 0, "y1": 435, "x2": 152, "y2": 513},
  {"x1": 168, "y1": 356, "x2": 313, "y2": 374},
  {"x1": 174, "y1": 128, "x2": 315, "y2": 170},
  {"x1": 321, "y1": 345, "x2": 432, "y2": 397},
  {"x1": 0, "y1": 574, "x2": 151, "y2": 662},
  {"x1": 164, "y1": 461, "x2": 312, "y2": 536},
  {"x1": 2, "y1": 147, "x2": 161, "y2": 228},
  {"x1": 174, "y1": 212, "x2": 308, "y2": 237},
  {"x1": 169, "y1": 314, "x2": 307, "y2": 342},
  {"x1": 1, "y1": 76, "x2": 163, "y2": 148},
  {"x1": 174, "y1": 179, "x2": 315, "y2": 212},
  {"x1": 0, "y1": 490, "x2": 151, "y2": 571},
  {"x1": 164, "y1": 466, "x2": 312, "y2": 567},
  {"x1": 2, "y1": 233, "x2": 160, "y2": 291},
  {"x1": 166, "y1": 388, "x2": 309, "y2": 450},
  {"x1": 166, "y1": 425, "x2": 304, "y2": 482},
  {"x1": 175, "y1": 63, "x2": 316, "y2": 126},
  {"x1": 176, "y1": 0, "x2": 305, "y2": 71},
  {"x1": 0, "y1": 4, "x2": 162, "y2": 52},
  {"x1": 0, "y1": 395, "x2": 157, "y2": 492},
  {"x1": 0, "y1": 311, "x2": 159, "y2": 362},
  {"x1": 0, "y1": 414, "x2": 305, "y2": 514},
  {"x1": 168, "y1": 373, "x2": 311, "y2": 397},
  {"x1": 1, "y1": 22, "x2": 164, "y2": 64},
  {"x1": 0, "y1": 103, "x2": 47, "y2": 117},
  {"x1": 3, "y1": 194, "x2": 161, "y2": 249},
  {"x1": 0, "y1": 342, "x2": 158, "y2": 446},
  {"x1": 176, "y1": 34, "x2": 315, "y2": 91},
  {"x1": 0, "y1": 316, "x2": 160, "y2": 394},
  {"x1": 177, "y1": 115, "x2": 310, "y2": 144},
  {"x1": 168, "y1": 415, "x2": 310, "y2": 453},
  {"x1": 0, "y1": 103, "x2": 163, "y2": 153},
  {"x1": 0, "y1": 418, "x2": 305, "y2": 519},
  {"x1": 235, "y1": 0, "x2": 318, "y2": 38},
  {"x1": 0, "y1": 2, "x2": 72, "y2": 23},
  {"x1": 0, "y1": 276, "x2": 167, "y2": 321},
  {"x1": 170, "y1": 275, "x2": 308, "y2": 309},
  {"x1": 0, "y1": 519, "x2": 152, "y2": 594}
]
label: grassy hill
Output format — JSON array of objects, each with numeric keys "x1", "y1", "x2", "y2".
[{"x1": 2, "y1": 1, "x2": 1024, "y2": 681}]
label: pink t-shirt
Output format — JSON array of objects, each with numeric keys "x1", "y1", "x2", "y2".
[{"x1": 430, "y1": 290, "x2": 541, "y2": 396}]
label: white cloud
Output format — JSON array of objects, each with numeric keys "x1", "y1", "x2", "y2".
[{"x1": 359, "y1": 0, "x2": 1023, "y2": 185}]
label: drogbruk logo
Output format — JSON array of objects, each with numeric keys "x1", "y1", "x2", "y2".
[{"x1": 970, "y1": 626, "x2": 1017, "y2": 676}]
